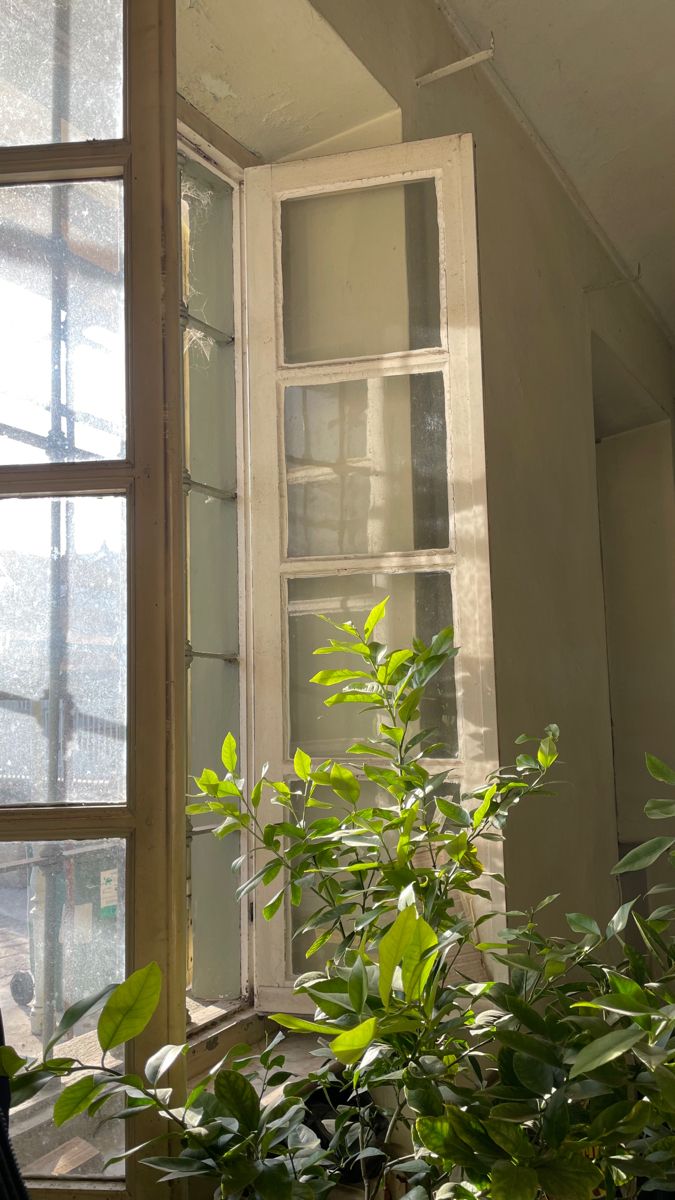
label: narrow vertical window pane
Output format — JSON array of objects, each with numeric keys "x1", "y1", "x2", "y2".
[
  {"x1": 0, "y1": 838, "x2": 125, "y2": 1177},
  {"x1": 0, "y1": 181, "x2": 126, "y2": 465},
  {"x1": 0, "y1": 496, "x2": 127, "y2": 806},
  {"x1": 181, "y1": 161, "x2": 234, "y2": 336},
  {"x1": 288, "y1": 571, "x2": 457, "y2": 757},
  {"x1": 0, "y1": 1, "x2": 124, "y2": 147},
  {"x1": 188, "y1": 493, "x2": 239, "y2": 656}
]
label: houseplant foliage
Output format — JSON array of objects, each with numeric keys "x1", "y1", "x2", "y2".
[{"x1": 3, "y1": 598, "x2": 675, "y2": 1200}]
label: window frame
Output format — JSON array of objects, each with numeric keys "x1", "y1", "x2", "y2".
[
  {"x1": 0, "y1": 3, "x2": 184, "y2": 1197},
  {"x1": 243, "y1": 135, "x2": 500, "y2": 1011}
]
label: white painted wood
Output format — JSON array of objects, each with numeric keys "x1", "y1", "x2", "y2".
[{"x1": 245, "y1": 133, "x2": 500, "y2": 1008}]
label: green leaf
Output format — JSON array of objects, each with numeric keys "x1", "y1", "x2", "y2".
[
  {"x1": 512, "y1": 1052, "x2": 554, "y2": 1096},
  {"x1": 98, "y1": 963, "x2": 162, "y2": 1052},
  {"x1": 293, "y1": 748, "x2": 311, "y2": 781},
  {"x1": 401, "y1": 916, "x2": 438, "y2": 1001},
  {"x1": 645, "y1": 797, "x2": 675, "y2": 819},
  {"x1": 348, "y1": 956, "x2": 368, "y2": 1015},
  {"x1": 330, "y1": 762, "x2": 360, "y2": 804},
  {"x1": 436, "y1": 797, "x2": 471, "y2": 827},
  {"x1": 145, "y1": 1043, "x2": 187, "y2": 1086},
  {"x1": 378, "y1": 905, "x2": 417, "y2": 1007},
  {"x1": 54, "y1": 1075, "x2": 105, "y2": 1126},
  {"x1": 0, "y1": 1047, "x2": 26, "y2": 1078},
  {"x1": 536, "y1": 1153, "x2": 603, "y2": 1200},
  {"x1": 310, "y1": 668, "x2": 371, "y2": 686},
  {"x1": 612, "y1": 837, "x2": 675, "y2": 874},
  {"x1": 566, "y1": 912, "x2": 601, "y2": 938},
  {"x1": 485, "y1": 1118, "x2": 534, "y2": 1159},
  {"x1": 270, "y1": 1014, "x2": 337, "y2": 1036},
  {"x1": 263, "y1": 890, "x2": 284, "y2": 920},
  {"x1": 384, "y1": 649, "x2": 413, "y2": 681},
  {"x1": 542, "y1": 1088, "x2": 569, "y2": 1148},
  {"x1": 221, "y1": 732, "x2": 237, "y2": 772},
  {"x1": 569, "y1": 1024, "x2": 644, "y2": 1078},
  {"x1": 213, "y1": 1068, "x2": 260, "y2": 1132},
  {"x1": 364, "y1": 597, "x2": 389, "y2": 640},
  {"x1": 45, "y1": 981, "x2": 118, "y2": 1055},
  {"x1": 330, "y1": 1016, "x2": 378, "y2": 1064},
  {"x1": 606, "y1": 899, "x2": 635, "y2": 938},
  {"x1": 490, "y1": 1162, "x2": 538, "y2": 1200},
  {"x1": 646, "y1": 754, "x2": 675, "y2": 785},
  {"x1": 537, "y1": 736, "x2": 558, "y2": 769}
]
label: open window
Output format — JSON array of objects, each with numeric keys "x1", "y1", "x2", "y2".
[{"x1": 243, "y1": 135, "x2": 498, "y2": 1010}]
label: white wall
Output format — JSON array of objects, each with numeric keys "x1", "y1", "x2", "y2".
[
  {"x1": 308, "y1": 0, "x2": 675, "y2": 923},
  {"x1": 597, "y1": 423, "x2": 675, "y2": 847}
]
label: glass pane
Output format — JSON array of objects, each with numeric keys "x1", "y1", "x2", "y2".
[
  {"x1": 288, "y1": 572, "x2": 457, "y2": 758},
  {"x1": 181, "y1": 160, "x2": 234, "y2": 335},
  {"x1": 0, "y1": 838, "x2": 125, "y2": 1177},
  {"x1": 0, "y1": 497, "x2": 127, "y2": 806},
  {"x1": 0, "y1": 1, "x2": 124, "y2": 147},
  {"x1": 281, "y1": 178, "x2": 440, "y2": 363},
  {"x1": 188, "y1": 657, "x2": 239, "y2": 819},
  {"x1": 0, "y1": 182, "x2": 126, "y2": 465},
  {"x1": 188, "y1": 493, "x2": 238, "y2": 656},
  {"x1": 189, "y1": 830, "x2": 241, "y2": 1005},
  {"x1": 285, "y1": 373, "x2": 449, "y2": 556},
  {"x1": 184, "y1": 333, "x2": 236, "y2": 492}
]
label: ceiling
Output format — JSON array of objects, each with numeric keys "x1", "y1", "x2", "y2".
[
  {"x1": 440, "y1": 0, "x2": 675, "y2": 344},
  {"x1": 176, "y1": 0, "x2": 396, "y2": 161}
]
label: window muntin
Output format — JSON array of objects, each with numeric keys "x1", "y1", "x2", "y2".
[{"x1": 0, "y1": 1, "x2": 124, "y2": 148}]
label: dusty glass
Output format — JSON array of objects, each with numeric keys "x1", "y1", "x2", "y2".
[
  {"x1": 0, "y1": 837, "x2": 125, "y2": 1176},
  {"x1": 285, "y1": 372, "x2": 449, "y2": 556},
  {"x1": 0, "y1": 496, "x2": 127, "y2": 806},
  {"x1": 0, "y1": 0, "x2": 123, "y2": 147},
  {"x1": 0, "y1": 182, "x2": 126, "y2": 465}
]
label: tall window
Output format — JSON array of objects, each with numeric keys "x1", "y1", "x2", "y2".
[{"x1": 0, "y1": 3, "x2": 183, "y2": 1194}]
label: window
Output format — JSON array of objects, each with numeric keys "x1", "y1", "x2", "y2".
[
  {"x1": 240, "y1": 136, "x2": 497, "y2": 1010},
  {"x1": 178, "y1": 145, "x2": 247, "y2": 1025},
  {"x1": 0, "y1": 2, "x2": 183, "y2": 1195}
]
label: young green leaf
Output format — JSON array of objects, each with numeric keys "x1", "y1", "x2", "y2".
[
  {"x1": 330, "y1": 1016, "x2": 378, "y2": 1064},
  {"x1": 221, "y1": 732, "x2": 237, "y2": 772},
  {"x1": 378, "y1": 905, "x2": 417, "y2": 1007},
  {"x1": 401, "y1": 916, "x2": 438, "y2": 1001},
  {"x1": 566, "y1": 912, "x2": 601, "y2": 938},
  {"x1": 98, "y1": 962, "x2": 162, "y2": 1052},
  {"x1": 646, "y1": 754, "x2": 675, "y2": 785},
  {"x1": 364, "y1": 597, "x2": 389, "y2": 641},
  {"x1": 348, "y1": 955, "x2": 368, "y2": 1015},
  {"x1": 44, "y1": 981, "x2": 118, "y2": 1056},
  {"x1": 645, "y1": 797, "x2": 675, "y2": 819},
  {"x1": 293, "y1": 748, "x2": 311, "y2": 781},
  {"x1": 330, "y1": 762, "x2": 360, "y2": 804}
]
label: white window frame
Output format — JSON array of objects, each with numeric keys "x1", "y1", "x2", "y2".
[{"x1": 243, "y1": 134, "x2": 499, "y2": 1011}]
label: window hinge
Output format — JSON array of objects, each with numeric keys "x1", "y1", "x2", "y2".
[{"x1": 248, "y1": 900, "x2": 254, "y2": 925}]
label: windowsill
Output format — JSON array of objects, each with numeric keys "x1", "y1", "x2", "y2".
[{"x1": 186, "y1": 1004, "x2": 271, "y2": 1081}]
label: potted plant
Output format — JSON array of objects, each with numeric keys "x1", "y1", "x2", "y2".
[{"x1": 3, "y1": 600, "x2": 675, "y2": 1200}]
